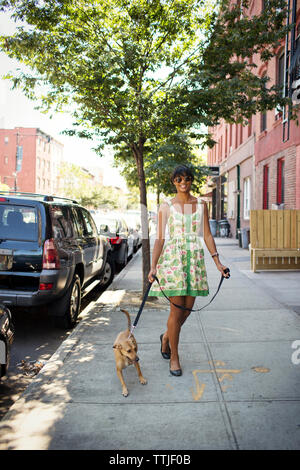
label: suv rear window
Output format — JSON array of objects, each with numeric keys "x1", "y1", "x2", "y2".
[
  {"x1": 50, "y1": 205, "x2": 74, "y2": 239},
  {"x1": 0, "y1": 204, "x2": 38, "y2": 241}
]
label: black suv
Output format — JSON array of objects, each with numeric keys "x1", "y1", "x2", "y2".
[{"x1": 0, "y1": 192, "x2": 114, "y2": 328}]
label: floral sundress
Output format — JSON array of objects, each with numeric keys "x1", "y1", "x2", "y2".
[{"x1": 149, "y1": 198, "x2": 209, "y2": 297}]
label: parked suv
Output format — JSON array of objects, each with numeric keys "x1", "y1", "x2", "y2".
[{"x1": 0, "y1": 192, "x2": 114, "y2": 328}]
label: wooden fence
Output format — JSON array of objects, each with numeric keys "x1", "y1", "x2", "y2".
[{"x1": 250, "y1": 210, "x2": 300, "y2": 272}]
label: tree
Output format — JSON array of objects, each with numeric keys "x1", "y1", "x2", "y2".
[
  {"x1": 114, "y1": 133, "x2": 209, "y2": 205},
  {"x1": 1, "y1": 0, "x2": 296, "y2": 292}
]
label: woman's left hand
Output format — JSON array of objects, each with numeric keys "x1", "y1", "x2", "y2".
[{"x1": 216, "y1": 261, "x2": 230, "y2": 278}]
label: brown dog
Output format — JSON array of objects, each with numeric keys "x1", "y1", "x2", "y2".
[{"x1": 113, "y1": 308, "x2": 147, "y2": 397}]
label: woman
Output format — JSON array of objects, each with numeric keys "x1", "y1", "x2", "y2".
[{"x1": 148, "y1": 165, "x2": 229, "y2": 376}]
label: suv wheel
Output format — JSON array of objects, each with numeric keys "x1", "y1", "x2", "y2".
[
  {"x1": 100, "y1": 254, "x2": 115, "y2": 288},
  {"x1": 52, "y1": 274, "x2": 82, "y2": 329},
  {"x1": 0, "y1": 364, "x2": 6, "y2": 379}
]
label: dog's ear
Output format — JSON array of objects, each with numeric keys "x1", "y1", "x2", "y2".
[{"x1": 113, "y1": 343, "x2": 122, "y2": 350}]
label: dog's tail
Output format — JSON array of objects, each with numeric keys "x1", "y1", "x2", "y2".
[{"x1": 120, "y1": 308, "x2": 132, "y2": 331}]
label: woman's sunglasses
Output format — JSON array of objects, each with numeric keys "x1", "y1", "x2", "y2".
[{"x1": 173, "y1": 176, "x2": 193, "y2": 184}]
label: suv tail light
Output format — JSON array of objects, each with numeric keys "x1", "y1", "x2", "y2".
[
  {"x1": 42, "y1": 238, "x2": 60, "y2": 269},
  {"x1": 110, "y1": 236, "x2": 122, "y2": 245}
]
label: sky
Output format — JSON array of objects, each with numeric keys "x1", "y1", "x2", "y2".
[{"x1": 0, "y1": 12, "x2": 128, "y2": 192}]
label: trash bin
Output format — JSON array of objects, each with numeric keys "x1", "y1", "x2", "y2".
[
  {"x1": 241, "y1": 227, "x2": 250, "y2": 249},
  {"x1": 209, "y1": 219, "x2": 218, "y2": 237},
  {"x1": 218, "y1": 219, "x2": 230, "y2": 238},
  {"x1": 237, "y1": 229, "x2": 242, "y2": 247}
]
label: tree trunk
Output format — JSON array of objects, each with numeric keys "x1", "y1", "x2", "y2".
[{"x1": 132, "y1": 142, "x2": 151, "y2": 295}]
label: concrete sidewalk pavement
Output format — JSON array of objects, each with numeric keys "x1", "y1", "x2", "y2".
[{"x1": 0, "y1": 237, "x2": 300, "y2": 450}]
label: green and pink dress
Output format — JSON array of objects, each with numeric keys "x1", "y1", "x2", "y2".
[{"x1": 149, "y1": 198, "x2": 209, "y2": 298}]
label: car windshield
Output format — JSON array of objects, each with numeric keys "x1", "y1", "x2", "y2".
[
  {"x1": 94, "y1": 215, "x2": 118, "y2": 234},
  {"x1": 125, "y1": 214, "x2": 140, "y2": 228},
  {"x1": 0, "y1": 204, "x2": 38, "y2": 241}
]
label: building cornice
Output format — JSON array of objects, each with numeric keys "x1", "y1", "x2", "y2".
[{"x1": 219, "y1": 134, "x2": 255, "y2": 174}]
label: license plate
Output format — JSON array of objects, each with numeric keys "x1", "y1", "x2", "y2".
[{"x1": 0, "y1": 249, "x2": 13, "y2": 271}]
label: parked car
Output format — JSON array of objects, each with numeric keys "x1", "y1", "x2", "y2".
[
  {"x1": 94, "y1": 213, "x2": 135, "y2": 268},
  {"x1": 0, "y1": 304, "x2": 14, "y2": 379},
  {"x1": 124, "y1": 211, "x2": 142, "y2": 252},
  {"x1": 0, "y1": 192, "x2": 114, "y2": 328},
  {"x1": 148, "y1": 210, "x2": 157, "y2": 235}
]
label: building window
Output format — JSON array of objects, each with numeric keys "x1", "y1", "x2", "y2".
[
  {"x1": 277, "y1": 52, "x2": 285, "y2": 91},
  {"x1": 291, "y1": 22, "x2": 300, "y2": 84},
  {"x1": 4, "y1": 137, "x2": 8, "y2": 144},
  {"x1": 260, "y1": 111, "x2": 267, "y2": 133},
  {"x1": 4, "y1": 156, "x2": 8, "y2": 165},
  {"x1": 277, "y1": 158, "x2": 285, "y2": 205},
  {"x1": 263, "y1": 165, "x2": 269, "y2": 209},
  {"x1": 243, "y1": 177, "x2": 251, "y2": 220},
  {"x1": 221, "y1": 175, "x2": 228, "y2": 219},
  {"x1": 262, "y1": 0, "x2": 269, "y2": 11},
  {"x1": 260, "y1": 78, "x2": 267, "y2": 132},
  {"x1": 275, "y1": 51, "x2": 285, "y2": 118}
]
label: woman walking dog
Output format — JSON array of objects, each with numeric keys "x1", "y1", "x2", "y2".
[{"x1": 148, "y1": 165, "x2": 229, "y2": 376}]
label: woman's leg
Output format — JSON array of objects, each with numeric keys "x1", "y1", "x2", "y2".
[{"x1": 163, "y1": 296, "x2": 196, "y2": 371}]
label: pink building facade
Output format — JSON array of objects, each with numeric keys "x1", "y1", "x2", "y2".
[
  {"x1": 206, "y1": 0, "x2": 300, "y2": 239},
  {"x1": 0, "y1": 127, "x2": 63, "y2": 194}
]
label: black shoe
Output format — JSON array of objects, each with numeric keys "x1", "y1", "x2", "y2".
[
  {"x1": 169, "y1": 364, "x2": 182, "y2": 377},
  {"x1": 160, "y1": 334, "x2": 171, "y2": 360}
]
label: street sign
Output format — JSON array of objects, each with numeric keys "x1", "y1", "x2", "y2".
[{"x1": 16, "y1": 146, "x2": 23, "y2": 173}]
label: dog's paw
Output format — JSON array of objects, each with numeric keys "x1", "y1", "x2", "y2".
[
  {"x1": 140, "y1": 377, "x2": 147, "y2": 385},
  {"x1": 122, "y1": 389, "x2": 129, "y2": 397}
]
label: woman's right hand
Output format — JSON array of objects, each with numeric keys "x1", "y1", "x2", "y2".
[{"x1": 148, "y1": 267, "x2": 157, "y2": 283}]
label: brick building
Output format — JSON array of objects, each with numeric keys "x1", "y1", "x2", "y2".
[
  {"x1": 206, "y1": 0, "x2": 300, "y2": 239},
  {"x1": 0, "y1": 127, "x2": 63, "y2": 194}
]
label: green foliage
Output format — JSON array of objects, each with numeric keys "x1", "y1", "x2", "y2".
[
  {"x1": 1, "y1": 0, "x2": 294, "y2": 153},
  {"x1": 58, "y1": 162, "x2": 124, "y2": 209},
  {"x1": 113, "y1": 132, "x2": 209, "y2": 200},
  {"x1": 186, "y1": 0, "x2": 298, "y2": 131}
]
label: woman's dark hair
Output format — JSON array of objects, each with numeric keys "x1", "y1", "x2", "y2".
[{"x1": 170, "y1": 165, "x2": 194, "y2": 184}]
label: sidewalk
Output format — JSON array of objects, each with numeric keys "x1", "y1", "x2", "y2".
[{"x1": 0, "y1": 236, "x2": 300, "y2": 450}]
